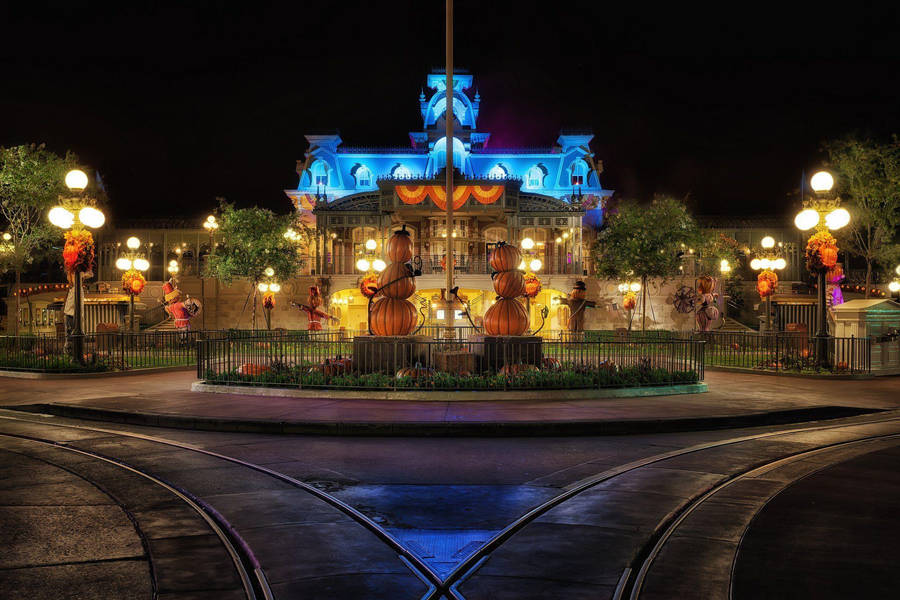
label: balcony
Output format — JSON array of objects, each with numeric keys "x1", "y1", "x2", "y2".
[{"x1": 320, "y1": 254, "x2": 582, "y2": 276}]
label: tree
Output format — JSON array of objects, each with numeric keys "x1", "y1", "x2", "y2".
[
  {"x1": 591, "y1": 196, "x2": 700, "y2": 329},
  {"x1": 825, "y1": 135, "x2": 900, "y2": 297},
  {"x1": 204, "y1": 202, "x2": 309, "y2": 328},
  {"x1": 0, "y1": 144, "x2": 75, "y2": 334}
]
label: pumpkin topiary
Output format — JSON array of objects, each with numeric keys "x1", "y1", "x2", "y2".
[
  {"x1": 489, "y1": 241, "x2": 521, "y2": 272},
  {"x1": 483, "y1": 297, "x2": 528, "y2": 336},
  {"x1": 386, "y1": 225, "x2": 413, "y2": 262},
  {"x1": 370, "y1": 297, "x2": 418, "y2": 336},
  {"x1": 492, "y1": 270, "x2": 526, "y2": 298},
  {"x1": 378, "y1": 262, "x2": 416, "y2": 299}
]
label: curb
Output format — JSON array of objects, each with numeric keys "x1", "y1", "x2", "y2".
[
  {"x1": 8, "y1": 403, "x2": 882, "y2": 438},
  {"x1": 189, "y1": 381, "x2": 709, "y2": 402},
  {"x1": 0, "y1": 366, "x2": 195, "y2": 380},
  {"x1": 704, "y1": 366, "x2": 876, "y2": 380}
]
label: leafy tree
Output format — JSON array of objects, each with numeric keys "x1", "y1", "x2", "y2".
[
  {"x1": 0, "y1": 144, "x2": 75, "y2": 334},
  {"x1": 204, "y1": 201, "x2": 309, "y2": 328},
  {"x1": 824, "y1": 135, "x2": 900, "y2": 296},
  {"x1": 698, "y1": 232, "x2": 743, "y2": 279},
  {"x1": 591, "y1": 196, "x2": 700, "y2": 329}
]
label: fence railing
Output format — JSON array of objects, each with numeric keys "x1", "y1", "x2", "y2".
[
  {"x1": 692, "y1": 330, "x2": 871, "y2": 374},
  {"x1": 196, "y1": 336, "x2": 705, "y2": 390}
]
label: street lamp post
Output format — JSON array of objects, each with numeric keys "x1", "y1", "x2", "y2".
[
  {"x1": 794, "y1": 171, "x2": 850, "y2": 365},
  {"x1": 115, "y1": 236, "x2": 150, "y2": 332},
  {"x1": 750, "y1": 235, "x2": 787, "y2": 334},
  {"x1": 49, "y1": 169, "x2": 105, "y2": 363},
  {"x1": 257, "y1": 269, "x2": 282, "y2": 331},
  {"x1": 202, "y1": 215, "x2": 218, "y2": 330}
]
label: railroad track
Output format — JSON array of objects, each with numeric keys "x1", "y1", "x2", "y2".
[{"x1": 1, "y1": 409, "x2": 897, "y2": 600}]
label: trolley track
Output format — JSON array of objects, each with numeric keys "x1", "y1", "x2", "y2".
[{"x1": 1, "y1": 409, "x2": 898, "y2": 600}]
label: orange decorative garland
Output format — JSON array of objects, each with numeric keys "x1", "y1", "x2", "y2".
[
  {"x1": 805, "y1": 230, "x2": 839, "y2": 272},
  {"x1": 121, "y1": 270, "x2": 146, "y2": 296},
  {"x1": 523, "y1": 272, "x2": 542, "y2": 298},
  {"x1": 63, "y1": 230, "x2": 95, "y2": 274},
  {"x1": 623, "y1": 291, "x2": 637, "y2": 311}
]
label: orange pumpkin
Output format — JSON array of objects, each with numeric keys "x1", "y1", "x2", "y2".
[
  {"x1": 499, "y1": 363, "x2": 538, "y2": 376},
  {"x1": 821, "y1": 246, "x2": 838, "y2": 268},
  {"x1": 570, "y1": 284, "x2": 586, "y2": 301},
  {"x1": 541, "y1": 357, "x2": 561, "y2": 370},
  {"x1": 240, "y1": 363, "x2": 271, "y2": 376},
  {"x1": 378, "y1": 262, "x2": 416, "y2": 299},
  {"x1": 322, "y1": 355, "x2": 353, "y2": 376},
  {"x1": 386, "y1": 225, "x2": 413, "y2": 262},
  {"x1": 492, "y1": 270, "x2": 525, "y2": 298},
  {"x1": 396, "y1": 363, "x2": 434, "y2": 379},
  {"x1": 370, "y1": 297, "x2": 418, "y2": 336},
  {"x1": 489, "y1": 242, "x2": 521, "y2": 272},
  {"x1": 483, "y1": 297, "x2": 528, "y2": 336}
]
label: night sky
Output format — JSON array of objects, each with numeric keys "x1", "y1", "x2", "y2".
[{"x1": 2, "y1": 2, "x2": 899, "y2": 221}]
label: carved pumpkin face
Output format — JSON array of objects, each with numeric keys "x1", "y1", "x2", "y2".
[
  {"x1": 377, "y1": 262, "x2": 416, "y2": 299},
  {"x1": 483, "y1": 297, "x2": 528, "y2": 336},
  {"x1": 387, "y1": 226, "x2": 413, "y2": 262},
  {"x1": 369, "y1": 297, "x2": 418, "y2": 336},
  {"x1": 492, "y1": 270, "x2": 525, "y2": 298},
  {"x1": 489, "y1": 242, "x2": 521, "y2": 272}
]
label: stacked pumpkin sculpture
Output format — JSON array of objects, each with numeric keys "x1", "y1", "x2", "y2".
[
  {"x1": 483, "y1": 242, "x2": 528, "y2": 336},
  {"x1": 370, "y1": 226, "x2": 419, "y2": 336}
]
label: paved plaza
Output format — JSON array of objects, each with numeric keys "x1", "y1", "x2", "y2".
[{"x1": 1, "y1": 371, "x2": 898, "y2": 598}]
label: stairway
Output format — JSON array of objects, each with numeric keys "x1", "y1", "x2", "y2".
[
  {"x1": 144, "y1": 317, "x2": 176, "y2": 331},
  {"x1": 717, "y1": 316, "x2": 754, "y2": 332}
]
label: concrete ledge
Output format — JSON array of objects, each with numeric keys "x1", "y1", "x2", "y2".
[
  {"x1": 189, "y1": 381, "x2": 708, "y2": 402},
  {"x1": 0, "y1": 365, "x2": 195, "y2": 380},
  {"x1": 10, "y1": 403, "x2": 882, "y2": 438}
]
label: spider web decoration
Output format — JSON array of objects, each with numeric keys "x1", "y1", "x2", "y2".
[{"x1": 673, "y1": 286, "x2": 697, "y2": 314}]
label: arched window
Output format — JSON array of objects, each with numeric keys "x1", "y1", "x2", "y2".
[
  {"x1": 570, "y1": 159, "x2": 588, "y2": 186},
  {"x1": 525, "y1": 166, "x2": 544, "y2": 189},
  {"x1": 355, "y1": 165, "x2": 372, "y2": 187},
  {"x1": 488, "y1": 164, "x2": 507, "y2": 179},
  {"x1": 392, "y1": 164, "x2": 412, "y2": 179},
  {"x1": 310, "y1": 161, "x2": 329, "y2": 187}
]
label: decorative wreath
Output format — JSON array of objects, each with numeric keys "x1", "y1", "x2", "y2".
[
  {"x1": 63, "y1": 230, "x2": 95, "y2": 274},
  {"x1": 523, "y1": 272, "x2": 542, "y2": 298},
  {"x1": 359, "y1": 273, "x2": 379, "y2": 298},
  {"x1": 805, "y1": 230, "x2": 839, "y2": 273},
  {"x1": 673, "y1": 286, "x2": 696, "y2": 314},
  {"x1": 623, "y1": 291, "x2": 637, "y2": 311},
  {"x1": 756, "y1": 270, "x2": 778, "y2": 298},
  {"x1": 121, "y1": 270, "x2": 146, "y2": 296}
]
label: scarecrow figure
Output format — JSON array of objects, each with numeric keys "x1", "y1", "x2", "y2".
[
  {"x1": 558, "y1": 280, "x2": 596, "y2": 332},
  {"x1": 162, "y1": 278, "x2": 202, "y2": 333},
  {"x1": 695, "y1": 276, "x2": 719, "y2": 332},
  {"x1": 291, "y1": 285, "x2": 338, "y2": 331}
]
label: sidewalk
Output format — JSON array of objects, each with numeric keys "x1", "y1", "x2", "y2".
[{"x1": 1, "y1": 371, "x2": 897, "y2": 435}]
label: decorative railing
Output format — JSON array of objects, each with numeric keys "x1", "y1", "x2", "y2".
[{"x1": 197, "y1": 336, "x2": 705, "y2": 391}]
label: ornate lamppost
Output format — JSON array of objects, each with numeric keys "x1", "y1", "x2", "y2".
[
  {"x1": 48, "y1": 169, "x2": 105, "y2": 362},
  {"x1": 202, "y1": 215, "x2": 218, "y2": 330},
  {"x1": 115, "y1": 236, "x2": 150, "y2": 331},
  {"x1": 257, "y1": 267, "x2": 282, "y2": 330},
  {"x1": 750, "y1": 235, "x2": 787, "y2": 334},
  {"x1": 889, "y1": 265, "x2": 900, "y2": 299},
  {"x1": 794, "y1": 171, "x2": 850, "y2": 364}
]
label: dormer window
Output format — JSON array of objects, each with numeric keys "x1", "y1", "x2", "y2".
[
  {"x1": 570, "y1": 160, "x2": 588, "y2": 186},
  {"x1": 356, "y1": 165, "x2": 372, "y2": 187},
  {"x1": 488, "y1": 164, "x2": 507, "y2": 179},
  {"x1": 393, "y1": 164, "x2": 412, "y2": 179},
  {"x1": 526, "y1": 165, "x2": 544, "y2": 189},
  {"x1": 311, "y1": 161, "x2": 329, "y2": 187}
]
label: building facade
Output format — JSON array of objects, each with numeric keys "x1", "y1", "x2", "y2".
[{"x1": 285, "y1": 70, "x2": 613, "y2": 331}]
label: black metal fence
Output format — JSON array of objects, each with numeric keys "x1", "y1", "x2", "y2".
[{"x1": 196, "y1": 335, "x2": 705, "y2": 390}]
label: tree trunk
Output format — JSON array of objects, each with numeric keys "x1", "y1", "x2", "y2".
[
  {"x1": 14, "y1": 269, "x2": 20, "y2": 336},
  {"x1": 251, "y1": 286, "x2": 258, "y2": 330},
  {"x1": 864, "y1": 260, "x2": 872, "y2": 299},
  {"x1": 641, "y1": 275, "x2": 648, "y2": 331}
]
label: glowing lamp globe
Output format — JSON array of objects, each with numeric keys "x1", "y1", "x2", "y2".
[
  {"x1": 761, "y1": 236, "x2": 775, "y2": 249},
  {"x1": 133, "y1": 258, "x2": 150, "y2": 271},
  {"x1": 630, "y1": 282, "x2": 641, "y2": 292},
  {"x1": 889, "y1": 281, "x2": 900, "y2": 293},
  {"x1": 896, "y1": 265, "x2": 900, "y2": 276},
  {"x1": 126, "y1": 236, "x2": 140, "y2": 250},
  {"x1": 555, "y1": 237, "x2": 562, "y2": 244},
  {"x1": 529, "y1": 258, "x2": 542, "y2": 272},
  {"x1": 64, "y1": 169, "x2": 89, "y2": 191},
  {"x1": 365, "y1": 239, "x2": 377, "y2": 251},
  {"x1": 78, "y1": 206, "x2": 105, "y2": 228},
  {"x1": 810, "y1": 171, "x2": 834, "y2": 193},
  {"x1": 825, "y1": 208, "x2": 850, "y2": 230},
  {"x1": 774, "y1": 258, "x2": 787, "y2": 270},
  {"x1": 617, "y1": 283, "x2": 627, "y2": 293},
  {"x1": 356, "y1": 258, "x2": 370, "y2": 272},
  {"x1": 794, "y1": 209, "x2": 820, "y2": 231},
  {"x1": 3, "y1": 232, "x2": 11, "y2": 241},
  {"x1": 750, "y1": 258, "x2": 762, "y2": 270},
  {"x1": 257, "y1": 282, "x2": 269, "y2": 292},
  {"x1": 372, "y1": 259, "x2": 386, "y2": 272},
  {"x1": 48, "y1": 206, "x2": 75, "y2": 229},
  {"x1": 115, "y1": 257, "x2": 133, "y2": 271},
  {"x1": 269, "y1": 282, "x2": 281, "y2": 293},
  {"x1": 206, "y1": 215, "x2": 216, "y2": 223},
  {"x1": 720, "y1": 259, "x2": 731, "y2": 273},
  {"x1": 521, "y1": 237, "x2": 535, "y2": 251}
]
